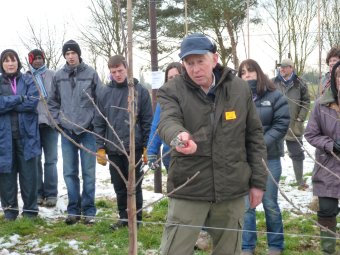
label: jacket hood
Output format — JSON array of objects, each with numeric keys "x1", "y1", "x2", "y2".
[
  {"x1": 330, "y1": 60, "x2": 340, "y2": 103},
  {"x1": 62, "y1": 60, "x2": 86, "y2": 74},
  {"x1": 0, "y1": 49, "x2": 22, "y2": 78}
]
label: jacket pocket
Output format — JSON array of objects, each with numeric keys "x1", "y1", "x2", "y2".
[
  {"x1": 291, "y1": 120, "x2": 304, "y2": 137},
  {"x1": 22, "y1": 113, "x2": 38, "y2": 138},
  {"x1": 79, "y1": 82, "x2": 93, "y2": 108}
]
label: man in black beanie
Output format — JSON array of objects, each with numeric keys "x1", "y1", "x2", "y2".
[
  {"x1": 27, "y1": 49, "x2": 58, "y2": 208},
  {"x1": 48, "y1": 39, "x2": 103, "y2": 225},
  {"x1": 62, "y1": 40, "x2": 81, "y2": 58}
]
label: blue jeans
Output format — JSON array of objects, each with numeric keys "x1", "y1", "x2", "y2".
[
  {"x1": 38, "y1": 125, "x2": 58, "y2": 199},
  {"x1": 61, "y1": 131, "x2": 96, "y2": 216},
  {"x1": 242, "y1": 158, "x2": 284, "y2": 252},
  {"x1": 0, "y1": 138, "x2": 38, "y2": 219}
]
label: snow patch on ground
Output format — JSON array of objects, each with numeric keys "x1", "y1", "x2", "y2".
[{"x1": 0, "y1": 137, "x2": 316, "y2": 254}]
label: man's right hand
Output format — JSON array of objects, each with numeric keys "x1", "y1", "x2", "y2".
[
  {"x1": 97, "y1": 148, "x2": 107, "y2": 166},
  {"x1": 172, "y1": 132, "x2": 197, "y2": 155}
]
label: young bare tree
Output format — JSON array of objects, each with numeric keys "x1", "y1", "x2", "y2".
[{"x1": 20, "y1": 19, "x2": 66, "y2": 70}]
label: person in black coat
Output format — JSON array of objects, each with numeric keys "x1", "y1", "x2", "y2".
[
  {"x1": 238, "y1": 59, "x2": 290, "y2": 255},
  {"x1": 93, "y1": 55, "x2": 153, "y2": 230}
]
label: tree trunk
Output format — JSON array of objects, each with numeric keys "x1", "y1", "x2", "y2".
[
  {"x1": 127, "y1": 0, "x2": 138, "y2": 254},
  {"x1": 226, "y1": 20, "x2": 239, "y2": 69}
]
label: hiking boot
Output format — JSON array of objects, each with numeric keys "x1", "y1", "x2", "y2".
[
  {"x1": 44, "y1": 197, "x2": 57, "y2": 207},
  {"x1": 267, "y1": 249, "x2": 282, "y2": 255},
  {"x1": 308, "y1": 196, "x2": 319, "y2": 212},
  {"x1": 65, "y1": 215, "x2": 80, "y2": 225},
  {"x1": 298, "y1": 183, "x2": 309, "y2": 191},
  {"x1": 194, "y1": 230, "x2": 211, "y2": 251},
  {"x1": 83, "y1": 216, "x2": 95, "y2": 225},
  {"x1": 110, "y1": 220, "x2": 128, "y2": 231},
  {"x1": 37, "y1": 197, "x2": 44, "y2": 205},
  {"x1": 4, "y1": 216, "x2": 17, "y2": 222},
  {"x1": 241, "y1": 251, "x2": 254, "y2": 255}
]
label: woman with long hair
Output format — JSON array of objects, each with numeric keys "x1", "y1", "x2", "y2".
[{"x1": 238, "y1": 59, "x2": 290, "y2": 255}]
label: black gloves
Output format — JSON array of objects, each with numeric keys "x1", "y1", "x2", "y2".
[
  {"x1": 333, "y1": 139, "x2": 340, "y2": 153},
  {"x1": 147, "y1": 154, "x2": 159, "y2": 170}
]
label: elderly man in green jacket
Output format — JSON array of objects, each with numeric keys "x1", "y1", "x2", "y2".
[
  {"x1": 157, "y1": 33, "x2": 267, "y2": 255},
  {"x1": 273, "y1": 59, "x2": 310, "y2": 190}
]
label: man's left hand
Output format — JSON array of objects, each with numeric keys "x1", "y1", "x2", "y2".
[{"x1": 249, "y1": 187, "x2": 264, "y2": 208}]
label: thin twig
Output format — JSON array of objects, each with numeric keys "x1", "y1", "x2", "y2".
[
  {"x1": 84, "y1": 91, "x2": 128, "y2": 157},
  {"x1": 262, "y1": 158, "x2": 340, "y2": 237},
  {"x1": 135, "y1": 171, "x2": 201, "y2": 216}
]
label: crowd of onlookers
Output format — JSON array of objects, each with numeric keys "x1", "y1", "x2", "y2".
[{"x1": 0, "y1": 36, "x2": 339, "y2": 255}]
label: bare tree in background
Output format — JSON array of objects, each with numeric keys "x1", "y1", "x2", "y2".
[
  {"x1": 20, "y1": 19, "x2": 66, "y2": 70},
  {"x1": 80, "y1": 0, "x2": 126, "y2": 62},
  {"x1": 321, "y1": 0, "x2": 340, "y2": 50},
  {"x1": 262, "y1": 0, "x2": 290, "y2": 63},
  {"x1": 287, "y1": 0, "x2": 317, "y2": 75},
  {"x1": 262, "y1": 0, "x2": 317, "y2": 75}
]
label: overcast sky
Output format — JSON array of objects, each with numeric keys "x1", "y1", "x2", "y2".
[
  {"x1": 0, "y1": 0, "x2": 325, "y2": 78},
  {"x1": 1, "y1": 0, "x2": 87, "y2": 49}
]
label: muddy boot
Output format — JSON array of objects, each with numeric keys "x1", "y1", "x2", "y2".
[
  {"x1": 308, "y1": 197, "x2": 319, "y2": 212},
  {"x1": 318, "y1": 216, "x2": 337, "y2": 255}
]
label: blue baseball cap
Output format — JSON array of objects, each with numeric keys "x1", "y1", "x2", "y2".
[{"x1": 179, "y1": 33, "x2": 216, "y2": 60}]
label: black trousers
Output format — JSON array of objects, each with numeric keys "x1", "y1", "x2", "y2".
[
  {"x1": 318, "y1": 197, "x2": 340, "y2": 218},
  {"x1": 108, "y1": 150, "x2": 143, "y2": 221}
]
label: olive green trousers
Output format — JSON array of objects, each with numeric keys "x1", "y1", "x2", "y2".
[{"x1": 161, "y1": 196, "x2": 245, "y2": 255}]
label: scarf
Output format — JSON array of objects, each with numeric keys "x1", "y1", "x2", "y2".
[
  {"x1": 10, "y1": 77, "x2": 17, "y2": 94},
  {"x1": 247, "y1": 80, "x2": 258, "y2": 101},
  {"x1": 31, "y1": 65, "x2": 48, "y2": 98},
  {"x1": 278, "y1": 72, "x2": 296, "y2": 86}
]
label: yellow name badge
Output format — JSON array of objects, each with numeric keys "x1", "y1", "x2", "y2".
[{"x1": 225, "y1": 111, "x2": 237, "y2": 120}]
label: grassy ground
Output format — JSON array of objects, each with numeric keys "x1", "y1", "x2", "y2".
[{"x1": 0, "y1": 197, "x2": 332, "y2": 255}]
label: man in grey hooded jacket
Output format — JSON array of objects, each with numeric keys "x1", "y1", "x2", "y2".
[{"x1": 48, "y1": 40, "x2": 103, "y2": 225}]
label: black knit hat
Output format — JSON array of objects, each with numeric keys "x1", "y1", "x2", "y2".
[
  {"x1": 62, "y1": 40, "x2": 81, "y2": 57},
  {"x1": 0, "y1": 49, "x2": 22, "y2": 75},
  {"x1": 28, "y1": 49, "x2": 45, "y2": 65}
]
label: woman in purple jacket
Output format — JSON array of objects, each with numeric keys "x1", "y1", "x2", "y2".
[{"x1": 305, "y1": 60, "x2": 340, "y2": 254}]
